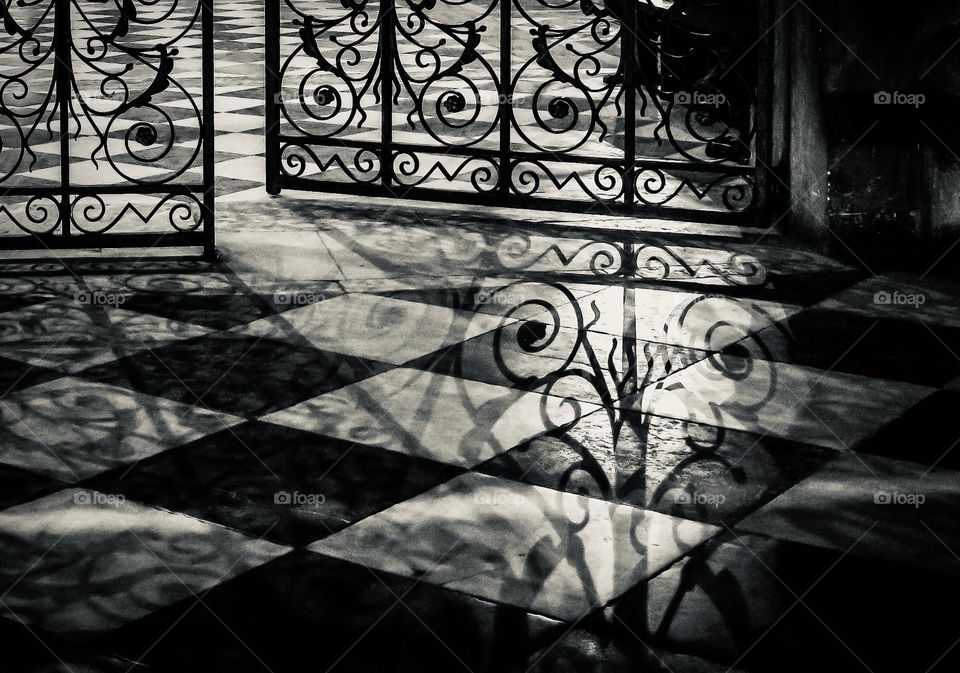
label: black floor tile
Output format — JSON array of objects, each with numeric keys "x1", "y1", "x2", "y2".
[
  {"x1": 0, "y1": 295, "x2": 54, "y2": 316},
  {"x1": 0, "y1": 463, "x2": 65, "y2": 510},
  {"x1": 379, "y1": 286, "x2": 512, "y2": 314},
  {"x1": 0, "y1": 355, "x2": 62, "y2": 395},
  {"x1": 0, "y1": 617, "x2": 139, "y2": 673},
  {"x1": 86, "y1": 421, "x2": 464, "y2": 546},
  {"x1": 118, "y1": 292, "x2": 285, "y2": 330},
  {"x1": 100, "y1": 551, "x2": 564, "y2": 673},
  {"x1": 527, "y1": 625, "x2": 742, "y2": 673},
  {"x1": 74, "y1": 334, "x2": 393, "y2": 417},
  {"x1": 855, "y1": 390, "x2": 960, "y2": 469},
  {"x1": 611, "y1": 534, "x2": 960, "y2": 673},
  {"x1": 753, "y1": 308, "x2": 960, "y2": 385}
]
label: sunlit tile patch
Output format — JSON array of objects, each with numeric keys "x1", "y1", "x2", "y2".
[
  {"x1": 239, "y1": 293, "x2": 511, "y2": 365},
  {"x1": 0, "y1": 378, "x2": 243, "y2": 481},
  {"x1": 218, "y1": 230, "x2": 344, "y2": 281},
  {"x1": 635, "y1": 354, "x2": 934, "y2": 451},
  {"x1": 0, "y1": 489, "x2": 288, "y2": 636},
  {"x1": 263, "y1": 367, "x2": 599, "y2": 469},
  {"x1": 552, "y1": 286, "x2": 801, "y2": 350},
  {"x1": 309, "y1": 472, "x2": 719, "y2": 621}
]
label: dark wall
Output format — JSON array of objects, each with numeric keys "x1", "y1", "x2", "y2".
[{"x1": 781, "y1": 0, "x2": 960, "y2": 270}]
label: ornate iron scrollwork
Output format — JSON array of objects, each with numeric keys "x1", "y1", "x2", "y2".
[
  {"x1": 0, "y1": 0, "x2": 214, "y2": 252},
  {"x1": 267, "y1": 0, "x2": 766, "y2": 220}
]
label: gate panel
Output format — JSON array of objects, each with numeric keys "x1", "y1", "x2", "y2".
[
  {"x1": 0, "y1": 0, "x2": 215, "y2": 253},
  {"x1": 267, "y1": 0, "x2": 768, "y2": 223}
]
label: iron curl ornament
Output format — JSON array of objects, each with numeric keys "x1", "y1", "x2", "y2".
[
  {"x1": 267, "y1": 0, "x2": 768, "y2": 222},
  {"x1": 0, "y1": 0, "x2": 215, "y2": 254}
]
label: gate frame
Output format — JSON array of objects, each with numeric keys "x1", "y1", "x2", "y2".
[
  {"x1": 264, "y1": 0, "x2": 778, "y2": 227},
  {"x1": 0, "y1": 0, "x2": 217, "y2": 257}
]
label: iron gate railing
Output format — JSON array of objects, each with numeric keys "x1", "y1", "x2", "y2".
[
  {"x1": 0, "y1": 0, "x2": 215, "y2": 255},
  {"x1": 266, "y1": 0, "x2": 771, "y2": 224}
]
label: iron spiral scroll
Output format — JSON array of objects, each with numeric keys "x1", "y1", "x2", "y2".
[
  {"x1": 269, "y1": 0, "x2": 767, "y2": 221},
  {"x1": 0, "y1": 0, "x2": 215, "y2": 252}
]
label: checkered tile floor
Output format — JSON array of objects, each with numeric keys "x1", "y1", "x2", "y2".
[{"x1": 1, "y1": 203, "x2": 959, "y2": 672}]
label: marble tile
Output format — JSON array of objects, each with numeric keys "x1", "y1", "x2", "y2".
[
  {"x1": 0, "y1": 377, "x2": 242, "y2": 481},
  {"x1": 407, "y1": 321, "x2": 708, "y2": 406},
  {"x1": 818, "y1": 274, "x2": 960, "y2": 328},
  {"x1": 238, "y1": 292, "x2": 510, "y2": 365},
  {"x1": 0, "y1": 463, "x2": 64, "y2": 510},
  {"x1": 479, "y1": 409, "x2": 833, "y2": 526},
  {"x1": 77, "y1": 333, "x2": 392, "y2": 418},
  {"x1": 76, "y1": 271, "x2": 239, "y2": 296},
  {"x1": 310, "y1": 472, "x2": 719, "y2": 621},
  {"x1": 749, "y1": 308, "x2": 960, "y2": 386},
  {"x1": 104, "y1": 550, "x2": 563, "y2": 673},
  {"x1": 527, "y1": 623, "x2": 750, "y2": 673},
  {"x1": 737, "y1": 452, "x2": 960, "y2": 574},
  {"x1": 0, "y1": 298, "x2": 212, "y2": 373},
  {"x1": 264, "y1": 367, "x2": 599, "y2": 468},
  {"x1": 88, "y1": 421, "x2": 464, "y2": 546},
  {"x1": 557, "y1": 286, "x2": 801, "y2": 351},
  {"x1": 635, "y1": 354, "x2": 934, "y2": 450},
  {"x1": 855, "y1": 390, "x2": 960, "y2": 470},
  {"x1": 0, "y1": 355, "x2": 61, "y2": 396},
  {"x1": 117, "y1": 291, "x2": 300, "y2": 330},
  {"x1": 616, "y1": 531, "x2": 960, "y2": 673},
  {"x1": 219, "y1": 231, "x2": 343, "y2": 281},
  {"x1": 377, "y1": 279, "x2": 603, "y2": 318},
  {"x1": 0, "y1": 488, "x2": 287, "y2": 636}
]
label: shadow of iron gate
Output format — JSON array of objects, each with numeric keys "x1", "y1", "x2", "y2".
[
  {"x1": 0, "y1": 0, "x2": 215, "y2": 256},
  {"x1": 265, "y1": 0, "x2": 772, "y2": 225}
]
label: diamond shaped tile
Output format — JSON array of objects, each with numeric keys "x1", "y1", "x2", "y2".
[
  {"x1": 88, "y1": 420, "x2": 464, "y2": 546},
  {"x1": 240, "y1": 293, "x2": 510, "y2": 365},
  {"x1": 76, "y1": 333, "x2": 393, "y2": 418},
  {"x1": 310, "y1": 472, "x2": 720, "y2": 620},
  {"x1": 0, "y1": 488, "x2": 288, "y2": 636},
  {"x1": 264, "y1": 367, "x2": 600, "y2": 469},
  {"x1": 635, "y1": 354, "x2": 934, "y2": 450},
  {"x1": 478, "y1": 409, "x2": 834, "y2": 526},
  {"x1": 0, "y1": 377, "x2": 242, "y2": 481},
  {"x1": 736, "y1": 452, "x2": 960, "y2": 574},
  {"x1": 0, "y1": 298, "x2": 212, "y2": 373},
  {"x1": 102, "y1": 550, "x2": 562, "y2": 672}
]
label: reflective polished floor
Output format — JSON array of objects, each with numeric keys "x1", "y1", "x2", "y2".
[{"x1": 1, "y1": 199, "x2": 959, "y2": 672}]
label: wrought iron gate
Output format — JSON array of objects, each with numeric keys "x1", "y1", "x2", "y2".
[
  {"x1": 266, "y1": 0, "x2": 771, "y2": 223},
  {"x1": 0, "y1": 0, "x2": 215, "y2": 254}
]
